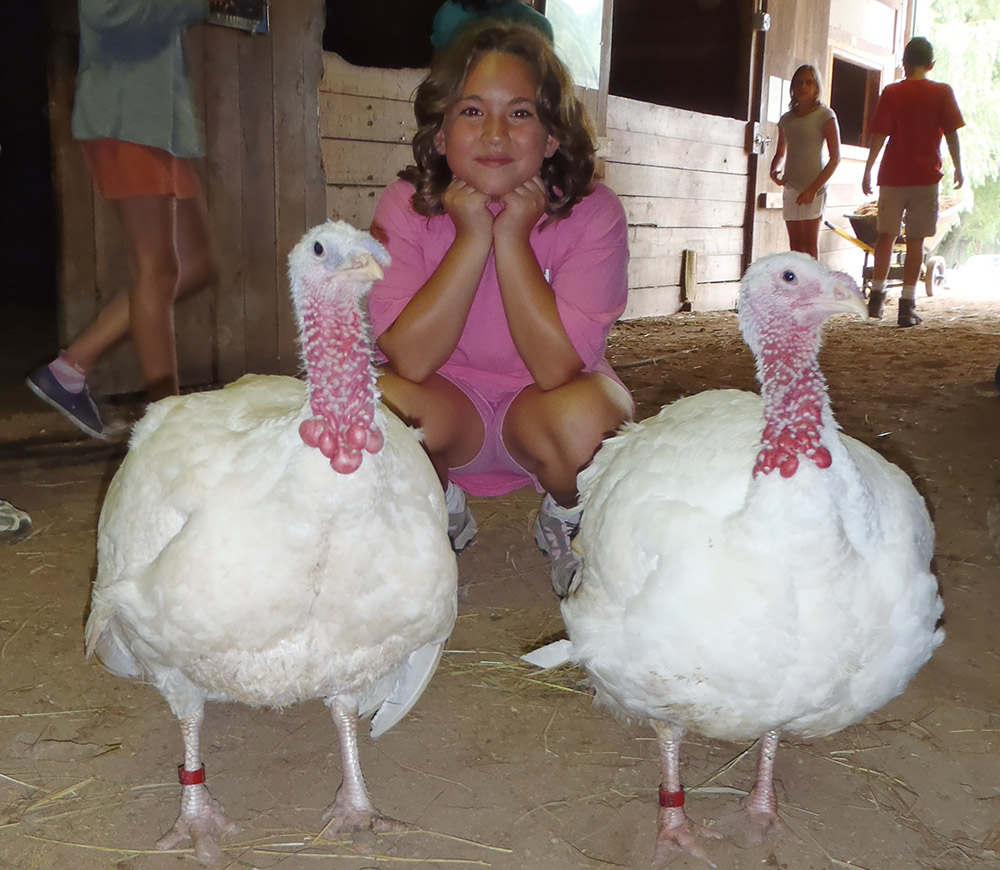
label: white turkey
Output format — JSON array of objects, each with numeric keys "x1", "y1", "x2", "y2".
[
  {"x1": 86, "y1": 221, "x2": 458, "y2": 864},
  {"x1": 560, "y1": 252, "x2": 944, "y2": 865}
]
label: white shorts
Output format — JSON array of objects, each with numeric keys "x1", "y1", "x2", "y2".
[{"x1": 782, "y1": 185, "x2": 827, "y2": 221}]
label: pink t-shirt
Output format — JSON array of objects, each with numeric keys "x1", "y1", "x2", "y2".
[
  {"x1": 870, "y1": 78, "x2": 964, "y2": 187},
  {"x1": 369, "y1": 179, "x2": 630, "y2": 403}
]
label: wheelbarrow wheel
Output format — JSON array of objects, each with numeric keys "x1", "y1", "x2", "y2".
[{"x1": 924, "y1": 255, "x2": 946, "y2": 296}]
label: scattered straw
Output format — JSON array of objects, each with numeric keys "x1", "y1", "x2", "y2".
[
  {"x1": 391, "y1": 760, "x2": 472, "y2": 792},
  {"x1": 438, "y1": 649, "x2": 590, "y2": 697},
  {"x1": 0, "y1": 708, "x2": 100, "y2": 720},
  {"x1": 23, "y1": 778, "x2": 94, "y2": 813}
]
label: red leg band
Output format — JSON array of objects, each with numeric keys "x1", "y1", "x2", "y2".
[
  {"x1": 178, "y1": 764, "x2": 206, "y2": 785},
  {"x1": 659, "y1": 785, "x2": 685, "y2": 808}
]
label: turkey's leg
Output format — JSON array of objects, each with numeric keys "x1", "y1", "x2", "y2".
[
  {"x1": 742, "y1": 729, "x2": 789, "y2": 841},
  {"x1": 651, "y1": 720, "x2": 721, "y2": 867},
  {"x1": 319, "y1": 698, "x2": 410, "y2": 839},
  {"x1": 156, "y1": 708, "x2": 238, "y2": 865}
]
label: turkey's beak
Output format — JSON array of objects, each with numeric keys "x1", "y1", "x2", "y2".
[
  {"x1": 823, "y1": 272, "x2": 867, "y2": 319},
  {"x1": 347, "y1": 252, "x2": 385, "y2": 283}
]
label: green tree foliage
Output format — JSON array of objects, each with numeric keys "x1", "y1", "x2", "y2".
[{"x1": 917, "y1": 0, "x2": 1000, "y2": 253}]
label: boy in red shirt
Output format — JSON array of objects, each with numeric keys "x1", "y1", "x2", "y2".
[{"x1": 862, "y1": 36, "x2": 964, "y2": 326}]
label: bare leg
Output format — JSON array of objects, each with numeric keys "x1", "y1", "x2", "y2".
[
  {"x1": 156, "y1": 709, "x2": 238, "y2": 864},
  {"x1": 871, "y1": 232, "x2": 896, "y2": 284},
  {"x1": 785, "y1": 220, "x2": 819, "y2": 258},
  {"x1": 903, "y1": 236, "x2": 925, "y2": 288},
  {"x1": 319, "y1": 698, "x2": 409, "y2": 838},
  {"x1": 651, "y1": 720, "x2": 721, "y2": 867},
  {"x1": 377, "y1": 370, "x2": 484, "y2": 486},
  {"x1": 63, "y1": 194, "x2": 214, "y2": 400},
  {"x1": 799, "y1": 219, "x2": 821, "y2": 259},
  {"x1": 742, "y1": 729, "x2": 788, "y2": 841},
  {"x1": 505, "y1": 373, "x2": 632, "y2": 506}
]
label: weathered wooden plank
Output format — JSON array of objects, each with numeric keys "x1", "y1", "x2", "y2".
[
  {"x1": 203, "y1": 25, "x2": 246, "y2": 383},
  {"x1": 629, "y1": 253, "x2": 743, "y2": 289},
  {"x1": 239, "y1": 30, "x2": 279, "y2": 375},
  {"x1": 606, "y1": 162, "x2": 747, "y2": 204},
  {"x1": 604, "y1": 127, "x2": 747, "y2": 175},
  {"x1": 622, "y1": 279, "x2": 740, "y2": 319},
  {"x1": 47, "y1": 29, "x2": 97, "y2": 345},
  {"x1": 321, "y1": 139, "x2": 411, "y2": 187},
  {"x1": 272, "y1": 0, "x2": 325, "y2": 374},
  {"x1": 321, "y1": 51, "x2": 425, "y2": 99},
  {"x1": 622, "y1": 285, "x2": 682, "y2": 319},
  {"x1": 620, "y1": 196, "x2": 746, "y2": 229},
  {"x1": 319, "y1": 92, "x2": 417, "y2": 143},
  {"x1": 607, "y1": 94, "x2": 747, "y2": 144},
  {"x1": 174, "y1": 24, "x2": 214, "y2": 388},
  {"x1": 628, "y1": 225, "x2": 744, "y2": 259},
  {"x1": 326, "y1": 185, "x2": 383, "y2": 229}
]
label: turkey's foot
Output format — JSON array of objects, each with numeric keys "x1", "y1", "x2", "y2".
[
  {"x1": 156, "y1": 785, "x2": 239, "y2": 866},
  {"x1": 318, "y1": 795, "x2": 412, "y2": 847},
  {"x1": 739, "y1": 781, "x2": 800, "y2": 846},
  {"x1": 652, "y1": 806, "x2": 722, "y2": 868},
  {"x1": 740, "y1": 801, "x2": 799, "y2": 846}
]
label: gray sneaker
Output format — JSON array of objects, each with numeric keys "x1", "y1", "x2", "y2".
[
  {"x1": 448, "y1": 502, "x2": 477, "y2": 552},
  {"x1": 0, "y1": 500, "x2": 32, "y2": 544},
  {"x1": 533, "y1": 501, "x2": 581, "y2": 598}
]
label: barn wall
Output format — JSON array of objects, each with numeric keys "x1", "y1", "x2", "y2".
[
  {"x1": 604, "y1": 97, "x2": 748, "y2": 316},
  {"x1": 755, "y1": 0, "x2": 911, "y2": 283},
  {"x1": 754, "y1": 0, "x2": 834, "y2": 262},
  {"x1": 822, "y1": 0, "x2": 908, "y2": 278},
  {"x1": 319, "y1": 54, "x2": 747, "y2": 320},
  {"x1": 47, "y1": 0, "x2": 327, "y2": 395}
]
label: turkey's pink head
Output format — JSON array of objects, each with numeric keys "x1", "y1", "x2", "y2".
[
  {"x1": 738, "y1": 253, "x2": 864, "y2": 479},
  {"x1": 288, "y1": 221, "x2": 391, "y2": 474}
]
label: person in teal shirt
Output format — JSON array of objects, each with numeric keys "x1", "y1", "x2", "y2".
[
  {"x1": 431, "y1": 0, "x2": 553, "y2": 51},
  {"x1": 27, "y1": 0, "x2": 217, "y2": 439}
]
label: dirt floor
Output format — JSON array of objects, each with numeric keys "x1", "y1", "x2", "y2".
[{"x1": 1, "y1": 279, "x2": 998, "y2": 870}]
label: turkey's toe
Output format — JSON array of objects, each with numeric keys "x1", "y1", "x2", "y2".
[
  {"x1": 156, "y1": 793, "x2": 239, "y2": 865},
  {"x1": 742, "y1": 805, "x2": 799, "y2": 846},
  {"x1": 652, "y1": 809, "x2": 722, "y2": 868},
  {"x1": 319, "y1": 799, "x2": 412, "y2": 841}
]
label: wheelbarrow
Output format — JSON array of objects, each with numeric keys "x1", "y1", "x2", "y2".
[{"x1": 824, "y1": 213, "x2": 947, "y2": 297}]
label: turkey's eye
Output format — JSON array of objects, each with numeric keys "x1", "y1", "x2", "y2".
[
  {"x1": 313, "y1": 241, "x2": 324, "y2": 256},
  {"x1": 782, "y1": 270, "x2": 796, "y2": 283}
]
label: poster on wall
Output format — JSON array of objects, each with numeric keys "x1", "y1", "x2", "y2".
[{"x1": 208, "y1": 0, "x2": 269, "y2": 34}]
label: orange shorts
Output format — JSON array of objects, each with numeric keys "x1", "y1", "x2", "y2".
[{"x1": 81, "y1": 139, "x2": 201, "y2": 200}]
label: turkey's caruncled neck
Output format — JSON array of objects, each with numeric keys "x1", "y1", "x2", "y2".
[
  {"x1": 753, "y1": 331, "x2": 832, "y2": 479},
  {"x1": 297, "y1": 283, "x2": 384, "y2": 473}
]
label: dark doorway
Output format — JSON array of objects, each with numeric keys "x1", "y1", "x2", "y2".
[{"x1": 609, "y1": 0, "x2": 751, "y2": 120}]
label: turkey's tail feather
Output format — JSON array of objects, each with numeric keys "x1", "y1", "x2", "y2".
[
  {"x1": 85, "y1": 597, "x2": 142, "y2": 679},
  {"x1": 369, "y1": 640, "x2": 446, "y2": 739}
]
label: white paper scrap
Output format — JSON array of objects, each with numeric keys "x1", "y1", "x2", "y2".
[{"x1": 520, "y1": 638, "x2": 574, "y2": 669}]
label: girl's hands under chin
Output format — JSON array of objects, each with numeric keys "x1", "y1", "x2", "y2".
[
  {"x1": 442, "y1": 179, "x2": 494, "y2": 239},
  {"x1": 494, "y1": 176, "x2": 548, "y2": 240}
]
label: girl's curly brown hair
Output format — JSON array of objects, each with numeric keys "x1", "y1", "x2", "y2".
[{"x1": 400, "y1": 21, "x2": 596, "y2": 223}]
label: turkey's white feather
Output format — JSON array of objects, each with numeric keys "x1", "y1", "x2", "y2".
[
  {"x1": 87, "y1": 373, "x2": 457, "y2": 726},
  {"x1": 563, "y1": 258, "x2": 942, "y2": 746}
]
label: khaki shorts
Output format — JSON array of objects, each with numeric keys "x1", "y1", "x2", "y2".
[
  {"x1": 876, "y1": 184, "x2": 938, "y2": 239},
  {"x1": 782, "y1": 185, "x2": 827, "y2": 221}
]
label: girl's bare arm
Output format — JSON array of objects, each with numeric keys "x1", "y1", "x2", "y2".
[
  {"x1": 493, "y1": 177, "x2": 583, "y2": 391},
  {"x1": 377, "y1": 182, "x2": 493, "y2": 382}
]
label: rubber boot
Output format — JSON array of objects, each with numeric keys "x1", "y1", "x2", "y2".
[
  {"x1": 867, "y1": 289, "x2": 886, "y2": 319},
  {"x1": 897, "y1": 297, "x2": 922, "y2": 327}
]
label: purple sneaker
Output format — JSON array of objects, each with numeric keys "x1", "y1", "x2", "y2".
[{"x1": 26, "y1": 365, "x2": 109, "y2": 440}]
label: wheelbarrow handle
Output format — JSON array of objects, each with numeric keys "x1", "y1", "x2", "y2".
[{"x1": 824, "y1": 220, "x2": 874, "y2": 254}]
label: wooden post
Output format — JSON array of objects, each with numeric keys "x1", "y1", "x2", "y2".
[{"x1": 680, "y1": 249, "x2": 697, "y2": 312}]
